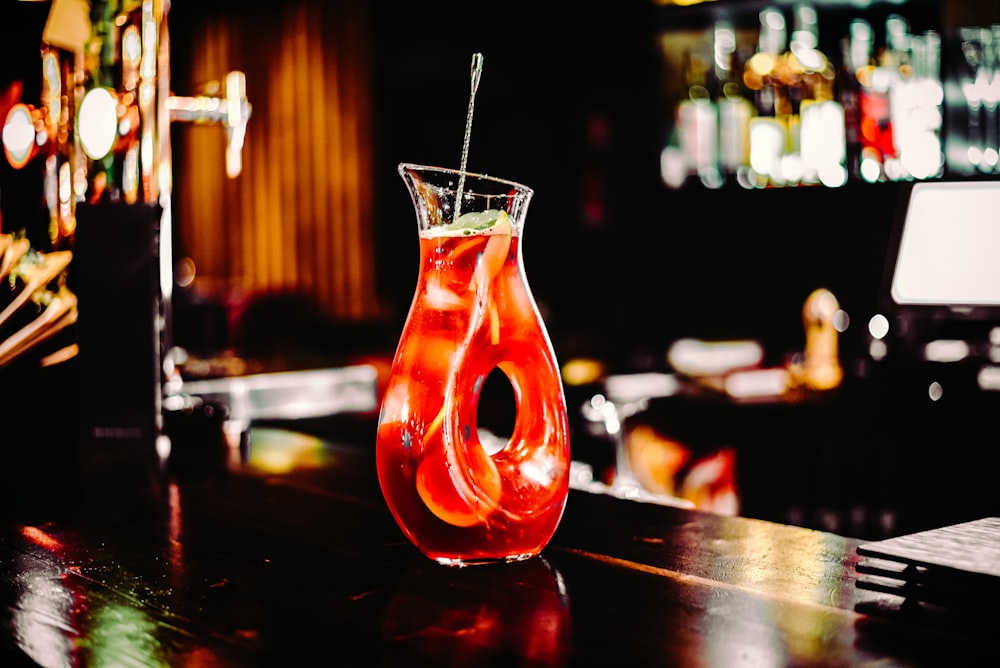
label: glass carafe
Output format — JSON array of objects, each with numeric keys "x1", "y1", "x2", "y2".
[{"x1": 376, "y1": 163, "x2": 570, "y2": 567}]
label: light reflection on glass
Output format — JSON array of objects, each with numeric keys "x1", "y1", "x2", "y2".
[
  {"x1": 42, "y1": 52, "x2": 61, "y2": 138},
  {"x1": 894, "y1": 31, "x2": 944, "y2": 180},
  {"x1": 141, "y1": 11, "x2": 157, "y2": 80},
  {"x1": 714, "y1": 22, "x2": 735, "y2": 74},
  {"x1": 801, "y1": 101, "x2": 847, "y2": 187},
  {"x1": 859, "y1": 147, "x2": 882, "y2": 183},
  {"x1": 382, "y1": 557, "x2": 570, "y2": 665},
  {"x1": 749, "y1": 117, "x2": 786, "y2": 185}
]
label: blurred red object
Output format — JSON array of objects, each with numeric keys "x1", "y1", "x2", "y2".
[{"x1": 628, "y1": 424, "x2": 740, "y2": 516}]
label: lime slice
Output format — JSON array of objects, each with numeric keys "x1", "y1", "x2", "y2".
[{"x1": 445, "y1": 209, "x2": 509, "y2": 234}]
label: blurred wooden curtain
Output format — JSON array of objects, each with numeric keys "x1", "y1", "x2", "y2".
[{"x1": 174, "y1": 0, "x2": 378, "y2": 320}]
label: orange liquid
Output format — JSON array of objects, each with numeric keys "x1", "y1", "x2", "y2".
[{"x1": 376, "y1": 230, "x2": 570, "y2": 565}]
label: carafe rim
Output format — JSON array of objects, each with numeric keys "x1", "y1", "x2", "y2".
[{"x1": 398, "y1": 162, "x2": 534, "y2": 197}]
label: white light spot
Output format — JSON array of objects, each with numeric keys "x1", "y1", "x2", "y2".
[
  {"x1": 78, "y1": 88, "x2": 119, "y2": 159},
  {"x1": 868, "y1": 314, "x2": 890, "y2": 340},
  {"x1": 928, "y1": 381, "x2": 943, "y2": 401}
]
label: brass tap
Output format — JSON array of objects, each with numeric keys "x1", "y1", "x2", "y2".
[{"x1": 797, "y1": 287, "x2": 844, "y2": 391}]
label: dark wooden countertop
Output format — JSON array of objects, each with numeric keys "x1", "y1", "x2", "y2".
[{"x1": 0, "y1": 425, "x2": 992, "y2": 667}]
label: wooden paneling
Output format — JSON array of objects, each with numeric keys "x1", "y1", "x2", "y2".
[{"x1": 174, "y1": 0, "x2": 379, "y2": 321}]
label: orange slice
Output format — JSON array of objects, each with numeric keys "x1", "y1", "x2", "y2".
[{"x1": 416, "y1": 438, "x2": 502, "y2": 527}]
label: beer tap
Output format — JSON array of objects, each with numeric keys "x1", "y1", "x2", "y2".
[
  {"x1": 1, "y1": 45, "x2": 79, "y2": 248},
  {"x1": 18, "y1": 0, "x2": 255, "y2": 509},
  {"x1": 19, "y1": 1, "x2": 254, "y2": 206},
  {"x1": 166, "y1": 71, "x2": 252, "y2": 178}
]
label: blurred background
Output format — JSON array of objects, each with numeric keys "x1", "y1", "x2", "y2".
[{"x1": 1, "y1": 0, "x2": 999, "y2": 539}]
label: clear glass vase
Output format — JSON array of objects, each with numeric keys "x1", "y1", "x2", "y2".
[{"x1": 376, "y1": 163, "x2": 571, "y2": 567}]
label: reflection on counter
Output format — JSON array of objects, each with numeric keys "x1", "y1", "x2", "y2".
[{"x1": 382, "y1": 556, "x2": 571, "y2": 665}]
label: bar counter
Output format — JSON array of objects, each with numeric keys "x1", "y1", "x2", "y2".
[{"x1": 0, "y1": 422, "x2": 992, "y2": 667}]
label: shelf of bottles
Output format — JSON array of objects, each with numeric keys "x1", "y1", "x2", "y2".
[{"x1": 656, "y1": 0, "x2": 1000, "y2": 189}]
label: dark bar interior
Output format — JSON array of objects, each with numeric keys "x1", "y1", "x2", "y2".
[{"x1": 0, "y1": 0, "x2": 998, "y2": 665}]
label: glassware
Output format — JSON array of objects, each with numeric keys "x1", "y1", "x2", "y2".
[
  {"x1": 376, "y1": 163, "x2": 571, "y2": 567},
  {"x1": 960, "y1": 26, "x2": 1000, "y2": 174}
]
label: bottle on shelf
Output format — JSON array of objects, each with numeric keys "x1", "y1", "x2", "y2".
[
  {"x1": 743, "y1": 4, "x2": 843, "y2": 188},
  {"x1": 986, "y1": 26, "x2": 1000, "y2": 173},
  {"x1": 958, "y1": 26, "x2": 999, "y2": 174},
  {"x1": 892, "y1": 29, "x2": 944, "y2": 180},
  {"x1": 658, "y1": 2, "x2": 957, "y2": 189},
  {"x1": 789, "y1": 3, "x2": 846, "y2": 187},
  {"x1": 714, "y1": 20, "x2": 753, "y2": 186},
  {"x1": 662, "y1": 20, "x2": 753, "y2": 190},
  {"x1": 744, "y1": 6, "x2": 791, "y2": 186},
  {"x1": 675, "y1": 45, "x2": 721, "y2": 188},
  {"x1": 854, "y1": 14, "x2": 918, "y2": 183},
  {"x1": 837, "y1": 29, "x2": 865, "y2": 181},
  {"x1": 851, "y1": 18, "x2": 888, "y2": 182}
]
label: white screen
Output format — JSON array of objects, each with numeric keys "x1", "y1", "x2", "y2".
[{"x1": 891, "y1": 181, "x2": 1000, "y2": 306}]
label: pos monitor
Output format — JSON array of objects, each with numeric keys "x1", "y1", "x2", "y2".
[{"x1": 878, "y1": 179, "x2": 1000, "y2": 364}]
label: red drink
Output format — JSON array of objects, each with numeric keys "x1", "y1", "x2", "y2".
[{"x1": 377, "y1": 164, "x2": 570, "y2": 566}]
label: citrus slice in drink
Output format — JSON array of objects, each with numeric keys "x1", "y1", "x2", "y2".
[
  {"x1": 416, "y1": 430, "x2": 502, "y2": 527},
  {"x1": 445, "y1": 208, "x2": 507, "y2": 233},
  {"x1": 475, "y1": 210, "x2": 512, "y2": 285}
]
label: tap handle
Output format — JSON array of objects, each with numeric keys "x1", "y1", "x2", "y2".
[
  {"x1": 167, "y1": 70, "x2": 252, "y2": 178},
  {"x1": 224, "y1": 71, "x2": 250, "y2": 178},
  {"x1": 800, "y1": 288, "x2": 843, "y2": 390}
]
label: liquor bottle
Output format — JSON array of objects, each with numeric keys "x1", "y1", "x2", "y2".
[
  {"x1": 714, "y1": 20, "x2": 753, "y2": 185},
  {"x1": 836, "y1": 37, "x2": 861, "y2": 179},
  {"x1": 855, "y1": 15, "x2": 915, "y2": 182},
  {"x1": 851, "y1": 18, "x2": 892, "y2": 182},
  {"x1": 788, "y1": 3, "x2": 846, "y2": 187},
  {"x1": 894, "y1": 30, "x2": 944, "y2": 180},
  {"x1": 986, "y1": 26, "x2": 1000, "y2": 173},
  {"x1": 675, "y1": 46, "x2": 722, "y2": 188},
  {"x1": 883, "y1": 14, "x2": 914, "y2": 180},
  {"x1": 744, "y1": 6, "x2": 791, "y2": 186},
  {"x1": 744, "y1": 4, "x2": 842, "y2": 187},
  {"x1": 837, "y1": 30, "x2": 864, "y2": 181},
  {"x1": 959, "y1": 26, "x2": 999, "y2": 174}
]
